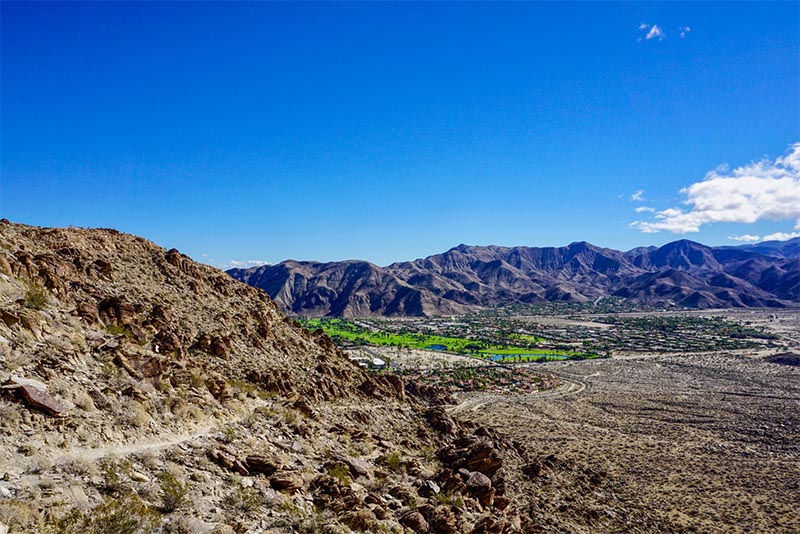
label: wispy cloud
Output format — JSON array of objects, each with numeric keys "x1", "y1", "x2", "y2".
[
  {"x1": 631, "y1": 142, "x2": 800, "y2": 236},
  {"x1": 631, "y1": 189, "x2": 646, "y2": 202},
  {"x1": 218, "y1": 259, "x2": 270, "y2": 270},
  {"x1": 638, "y1": 23, "x2": 691, "y2": 42},
  {"x1": 635, "y1": 206, "x2": 655, "y2": 213},
  {"x1": 727, "y1": 234, "x2": 761, "y2": 242},
  {"x1": 638, "y1": 23, "x2": 665, "y2": 41},
  {"x1": 762, "y1": 231, "x2": 800, "y2": 242}
]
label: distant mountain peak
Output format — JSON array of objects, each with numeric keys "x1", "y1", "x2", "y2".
[{"x1": 228, "y1": 238, "x2": 798, "y2": 317}]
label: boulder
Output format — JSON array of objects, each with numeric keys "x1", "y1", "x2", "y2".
[
  {"x1": 438, "y1": 435, "x2": 503, "y2": 478},
  {"x1": 245, "y1": 454, "x2": 281, "y2": 476},
  {"x1": 430, "y1": 505, "x2": 458, "y2": 533},
  {"x1": 470, "y1": 515, "x2": 506, "y2": 534},
  {"x1": 270, "y1": 470, "x2": 303, "y2": 493},
  {"x1": 400, "y1": 510, "x2": 429, "y2": 532},
  {"x1": 466, "y1": 471, "x2": 491, "y2": 489},
  {"x1": 2, "y1": 379, "x2": 66, "y2": 417},
  {"x1": 341, "y1": 508, "x2": 377, "y2": 531},
  {"x1": 425, "y1": 407, "x2": 459, "y2": 435},
  {"x1": 331, "y1": 451, "x2": 370, "y2": 478},
  {"x1": 417, "y1": 479, "x2": 441, "y2": 498}
]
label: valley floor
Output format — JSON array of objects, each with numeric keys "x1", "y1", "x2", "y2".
[{"x1": 453, "y1": 351, "x2": 800, "y2": 534}]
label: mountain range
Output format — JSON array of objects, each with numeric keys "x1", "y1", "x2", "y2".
[{"x1": 228, "y1": 238, "x2": 800, "y2": 317}]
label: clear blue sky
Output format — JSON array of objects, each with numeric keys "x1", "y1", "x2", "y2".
[{"x1": 2, "y1": 2, "x2": 798, "y2": 267}]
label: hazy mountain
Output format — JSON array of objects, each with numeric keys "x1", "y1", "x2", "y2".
[
  {"x1": 721, "y1": 237, "x2": 800, "y2": 258},
  {"x1": 229, "y1": 239, "x2": 799, "y2": 317}
]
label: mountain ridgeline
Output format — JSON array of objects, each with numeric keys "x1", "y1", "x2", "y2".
[{"x1": 228, "y1": 239, "x2": 800, "y2": 317}]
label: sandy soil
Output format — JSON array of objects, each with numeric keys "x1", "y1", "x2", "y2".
[{"x1": 453, "y1": 350, "x2": 800, "y2": 534}]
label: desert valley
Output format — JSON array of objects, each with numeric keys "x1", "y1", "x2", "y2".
[{"x1": 0, "y1": 220, "x2": 798, "y2": 534}]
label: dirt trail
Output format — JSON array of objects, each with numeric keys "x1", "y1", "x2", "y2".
[
  {"x1": 56, "y1": 424, "x2": 215, "y2": 463},
  {"x1": 50, "y1": 399, "x2": 271, "y2": 465}
]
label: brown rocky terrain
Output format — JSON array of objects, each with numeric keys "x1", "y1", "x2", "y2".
[
  {"x1": 2, "y1": 220, "x2": 796, "y2": 534},
  {"x1": 228, "y1": 239, "x2": 799, "y2": 317},
  {"x1": 0, "y1": 220, "x2": 678, "y2": 534}
]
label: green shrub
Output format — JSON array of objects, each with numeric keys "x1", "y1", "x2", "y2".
[
  {"x1": 222, "y1": 485, "x2": 264, "y2": 517},
  {"x1": 45, "y1": 495, "x2": 159, "y2": 534},
  {"x1": 25, "y1": 283, "x2": 48, "y2": 309},
  {"x1": 383, "y1": 451, "x2": 403, "y2": 473},
  {"x1": 326, "y1": 463, "x2": 351, "y2": 484},
  {"x1": 98, "y1": 458, "x2": 132, "y2": 495},
  {"x1": 106, "y1": 324, "x2": 134, "y2": 340},
  {"x1": 158, "y1": 471, "x2": 187, "y2": 512}
]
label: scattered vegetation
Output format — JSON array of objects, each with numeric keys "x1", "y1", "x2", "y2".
[
  {"x1": 24, "y1": 282, "x2": 48, "y2": 309},
  {"x1": 44, "y1": 495, "x2": 160, "y2": 534},
  {"x1": 327, "y1": 463, "x2": 351, "y2": 484},
  {"x1": 158, "y1": 471, "x2": 187, "y2": 513},
  {"x1": 382, "y1": 451, "x2": 403, "y2": 473},
  {"x1": 221, "y1": 484, "x2": 265, "y2": 517},
  {"x1": 106, "y1": 324, "x2": 134, "y2": 340},
  {"x1": 97, "y1": 458, "x2": 132, "y2": 495}
]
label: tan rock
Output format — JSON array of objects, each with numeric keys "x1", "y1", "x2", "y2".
[{"x1": 270, "y1": 470, "x2": 303, "y2": 493}]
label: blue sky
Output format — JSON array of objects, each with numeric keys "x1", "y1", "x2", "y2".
[{"x1": 2, "y1": 2, "x2": 798, "y2": 267}]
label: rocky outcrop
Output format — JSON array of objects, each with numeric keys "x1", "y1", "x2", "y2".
[{"x1": 1, "y1": 378, "x2": 66, "y2": 417}]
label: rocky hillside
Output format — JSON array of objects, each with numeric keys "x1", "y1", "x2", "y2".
[
  {"x1": 1, "y1": 220, "x2": 682, "y2": 533},
  {"x1": 229, "y1": 239, "x2": 800, "y2": 317}
]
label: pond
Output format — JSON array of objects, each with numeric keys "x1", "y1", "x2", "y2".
[{"x1": 426, "y1": 344, "x2": 448, "y2": 351}]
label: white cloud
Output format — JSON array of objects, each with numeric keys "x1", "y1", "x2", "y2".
[
  {"x1": 728, "y1": 234, "x2": 761, "y2": 242},
  {"x1": 631, "y1": 189, "x2": 646, "y2": 201},
  {"x1": 635, "y1": 206, "x2": 656, "y2": 213},
  {"x1": 646, "y1": 25, "x2": 665, "y2": 40},
  {"x1": 638, "y1": 23, "x2": 692, "y2": 42},
  {"x1": 631, "y1": 142, "x2": 800, "y2": 235},
  {"x1": 219, "y1": 259, "x2": 270, "y2": 270},
  {"x1": 762, "y1": 231, "x2": 800, "y2": 242},
  {"x1": 638, "y1": 23, "x2": 665, "y2": 41}
]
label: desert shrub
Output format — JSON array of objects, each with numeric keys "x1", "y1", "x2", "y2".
[
  {"x1": 383, "y1": 451, "x2": 403, "y2": 473},
  {"x1": 47, "y1": 495, "x2": 160, "y2": 534},
  {"x1": 282, "y1": 409, "x2": 298, "y2": 425},
  {"x1": 25, "y1": 283, "x2": 48, "y2": 309},
  {"x1": 326, "y1": 463, "x2": 351, "y2": 484},
  {"x1": 25, "y1": 453, "x2": 53, "y2": 474},
  {"x1": 98, "y1": 458, "x2": 132, "y2": 495},
  {"x1": 74, "y1": 390, "x2": 96, "y2": 412},
  {"x1": 0, "y1": 500, "x2": 40, "y2": 531},
  {"x1": 106, "y1": 324, "x2": 134, "y2": 340},
  {"x1": 222, "y1": 485, "x2": 264, "y2": 517},
  {"x1": 434, "y1": 491, "x2": 464, "y2": 507},
  {"x1": 158, "y1": 471, "x2": 187, "y2": 512}
]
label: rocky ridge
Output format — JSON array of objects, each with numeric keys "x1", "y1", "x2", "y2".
[
  {"x1": 0, "y1": 220, "x2": 676, "y2": 533},
  {"x1": 229, "y1": 239, "x2": 800, "y2": 317}
]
